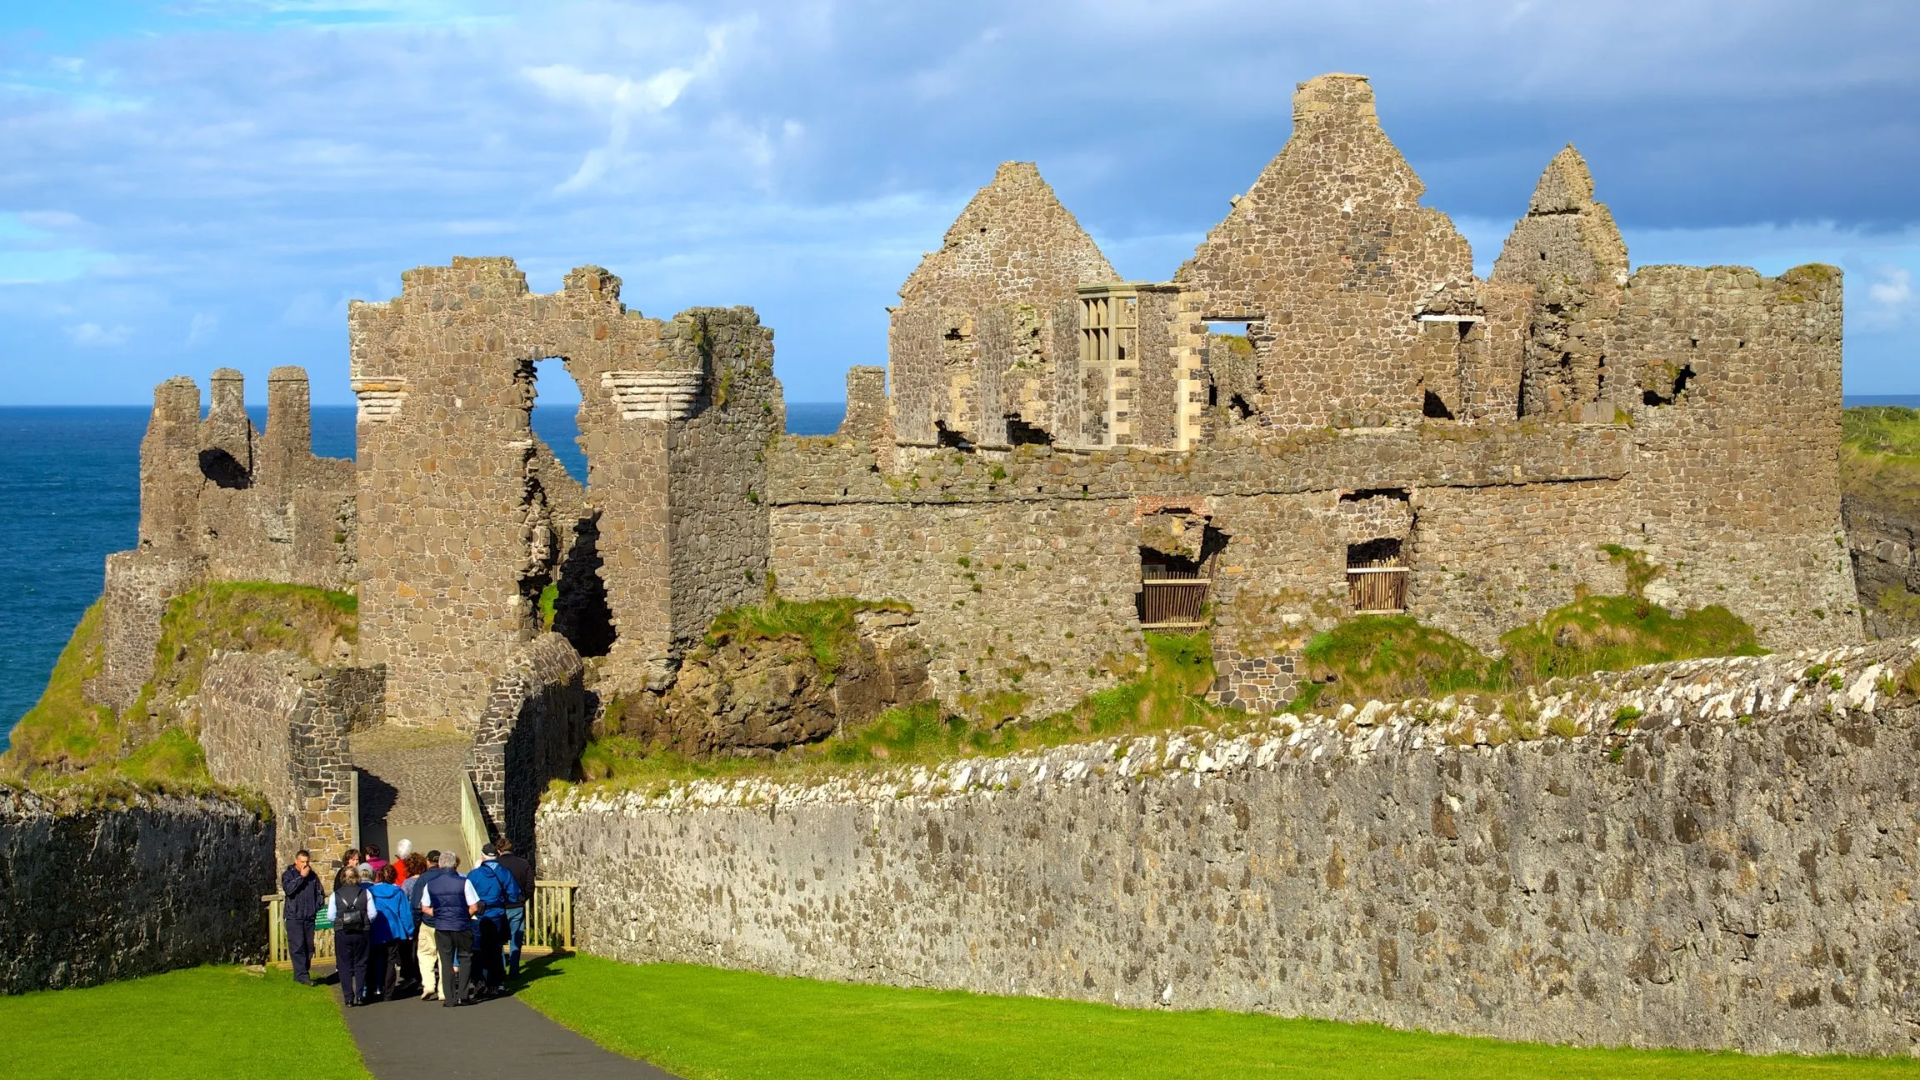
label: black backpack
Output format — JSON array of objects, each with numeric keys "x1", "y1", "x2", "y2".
[{"x1": 335, "y1": 882, "x2": 370, "y2": 934}]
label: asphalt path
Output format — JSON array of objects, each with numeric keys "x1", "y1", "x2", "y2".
[{"x1": 333, "y1": 957, "x2": 683, "y2": 1080}]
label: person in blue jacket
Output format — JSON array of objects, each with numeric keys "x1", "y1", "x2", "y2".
[
  {"x1": 465, "y1": 843, "x2": 522, "y2": 998},
  {"x1": 369, "y1": 863, "x2": 416, "y2": 1002}
]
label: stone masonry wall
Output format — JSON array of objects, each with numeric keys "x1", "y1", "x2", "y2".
[
  {"x1": 0, "y1": 785, "x2": 271, "y2": 994},
  {"x1": 93, "y1": 366, "x2": 354, "y2": 712},
  {"x1": 201, "y1": 651, "x2": 378, "y2": 866},
  {"x1": 890, "y1": 162, "x2": 1119, "y2": 447},
  {"x1": 1177, "y1": 74, "x2": 1476, "y2": 431},
  {"x1": 466, "y1": 632, "x2": 589, "y2": 861},
  {"x1": 540, "y1": 639, "x2": 1920, "y2": 1057}
]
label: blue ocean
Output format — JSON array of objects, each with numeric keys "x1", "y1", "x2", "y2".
[{"x1": 0, "y1": 401, "x2": 846, "y2": 749}]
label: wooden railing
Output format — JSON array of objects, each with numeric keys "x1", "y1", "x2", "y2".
[
  {"x1": 264, "y1": 879, "x2": 578, "y2": 966},
  {"x1": 1347, "y1": 563, "x2": 1409, "y2": 614}
]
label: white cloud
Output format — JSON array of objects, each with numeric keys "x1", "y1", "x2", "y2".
[
  {"x1": 68, "y1": 322, "x2": 131, "y2": 346},
  {"x1": 522, "y1": 23, "x2": 739, "y2": 194},
  {"x1": 185, "y1": 312, "x2": 219, "y2": 346},
  {"x1": 1868, "y1": 267, "x2": 1912, "y2": 307}
]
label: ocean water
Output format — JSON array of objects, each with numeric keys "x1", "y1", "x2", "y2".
[{"x1": 0, "y1": 401, "x2": 844, "y2": 749}]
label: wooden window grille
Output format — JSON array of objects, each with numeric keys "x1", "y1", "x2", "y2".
[
  {"x1": 1347, "y1": 540, "x2": 1408, "y2": 614},
  {"x1": 1141, "y1": 554, "x2": 1211, "y2": 629}
]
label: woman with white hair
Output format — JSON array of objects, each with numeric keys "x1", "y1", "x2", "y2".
[{"x1": 329, "y1": 864, "x2": 378, "y2": 1007}]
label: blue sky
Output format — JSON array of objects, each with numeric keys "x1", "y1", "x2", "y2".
[{"x1": 1, "y1": 0, "x2": 1915, "y2": 405}]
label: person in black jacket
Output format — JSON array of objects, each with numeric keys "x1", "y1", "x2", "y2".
[
  {"x1": 494, "y1": 837, "x2": 535, "y2": 981},
  {"x1": 280, "y1": 850, "x2": 326, "y2": 986}
]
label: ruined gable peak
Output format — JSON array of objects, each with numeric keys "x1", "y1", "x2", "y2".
[
  {"x1": 900, "y1": 160, "x2": 1117, "y2": 304},
  {"x1": 1491, "y1": 143, "x2": 1629, "y2": 287},
  {"x1": 1291, "y1": 72, "x2": 1379, "y2": 132},
  {"x1": 1530, "y1": 144, "x2": 1599, "y2": 214}
]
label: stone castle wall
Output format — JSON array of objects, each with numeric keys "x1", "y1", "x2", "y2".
[
  {"x1": 351, "y1": 260, "x2": 784, "y2": 722},
  {"x1": 890, "y1": 162, "x2": 1119, "y2": 448},
  {"x1": 200, "y1": 651, "x2": 383, "y2": 867},
  {"x1": 539, "y1": 640, "x2": 1920, "y2": 1057},
  {"x1": 92, "y1": 367, "x2": 354, "y2": 712},
  {"x1": 466, "y1": 632, "x2": 590, "y2": 861},
  {"x1": 0, "y1": 786, "x2": 271, "y2": 994}
]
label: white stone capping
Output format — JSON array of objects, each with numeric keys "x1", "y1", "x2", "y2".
[
  {"x1": 602, "y1": 370, "x2": 706, "y2": 422},
  {"x1": 351, "y1": 377, "x2": 408, "y2": 424}
]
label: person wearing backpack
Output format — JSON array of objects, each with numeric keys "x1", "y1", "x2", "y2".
[
  {"x1": 329, "y1": 864, "x2": 377, "y2": 1007},
  {"x1": 467, "y1": 843, "x2": 521, "y2": 998}
]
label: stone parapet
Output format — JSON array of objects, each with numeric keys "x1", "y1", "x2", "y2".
[{"x1": 540, "y1": 639, "x2": 1920, "y2": 1057}]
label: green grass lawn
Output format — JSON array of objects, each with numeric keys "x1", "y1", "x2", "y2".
[
  {"x1": 6, "y1": 966, "x2": 367, "y2": 1080},
  {"x1": 519, "y1": 955, "x2": 1920, "y2": 1080}
]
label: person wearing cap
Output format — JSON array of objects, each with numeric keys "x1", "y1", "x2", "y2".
[
  {"x1": 494, "y1": 837, "x2": 535, "y2": 981},
  {"x1": 465, "y1": 842, "x2": 521, "y2": 998}
]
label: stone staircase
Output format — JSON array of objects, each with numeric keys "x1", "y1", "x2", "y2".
[{"x1": 350, "y1": 727, "x2": 469, "y2": 863}]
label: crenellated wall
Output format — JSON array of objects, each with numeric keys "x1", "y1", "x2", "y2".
[{"x1": 539, "y1": 640, "x2": 1920, "y2": 1058}]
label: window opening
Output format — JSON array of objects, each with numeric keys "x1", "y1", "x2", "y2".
[
  {"x1": 1139, "y1": 525, "x2": 1228, "y2": 629},
  {"x1": 935, "y1": 420, "x2": 973, "y2": 450},
  {"x1": 1005, "y1": 416, "x2": 1053, "y2": 446},
  {"x1": 1642, "y1": 364, "x2": 1695, "y2": 407},
  {"x1": 1422, "y1": 389, "x2": 1455, "y2": 420},
  {"x1": 1347, "y1": 538, "x2": 1408, "y2": 614},
  {"x1": 529, "y1": 357, "x2": 587, "y2": 485}
]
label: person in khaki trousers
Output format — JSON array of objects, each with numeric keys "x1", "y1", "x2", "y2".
[{"x1": 406, "y1": 849, "x2": 448, "y2": 1000}]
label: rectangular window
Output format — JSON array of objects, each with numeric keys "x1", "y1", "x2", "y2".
[{"x1": 1347, "y1": 538, "x2": 1408, "y2": 614}]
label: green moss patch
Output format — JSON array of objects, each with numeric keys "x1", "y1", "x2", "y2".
[
  {"x1": 704, "y1": 595, "x2": 911, "y2": 679},
  {"x1": 1500, "y1": 595, "x2": 1763, "y2": 684},
  {"x1": 1289, "y1": 546, "x2": 1764, "y2": 712},
  {"x1": 1299, "y1": 616, "x2": 1507, "y2": 704},
  {"x1": 569, "y1": 631, "x2": 1218, "y2": 791}
]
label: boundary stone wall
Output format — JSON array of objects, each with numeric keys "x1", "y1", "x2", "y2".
[
  {"x1": 0, "y1": 786, "x2": 271, "y2": 994},
  {"x1": 540, "y1": 640, "x2": 1920, "y2": 1057}
]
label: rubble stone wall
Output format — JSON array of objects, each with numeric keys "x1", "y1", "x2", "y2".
[
  {"x1": 540, "y1": 640, "x2": 1920, "y2": 1057},
  {"x1": 466, "y1": 632, "x2": 589, "y2": 861},
  {"x1": 201, "y1": 651, "x2": 379, "y2": 866},
  {"x1": 0, "y1": 786, "x2": 271, "y2": 994}
]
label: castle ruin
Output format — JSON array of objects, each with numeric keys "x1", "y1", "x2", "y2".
[{"x1": 87, "y1": 72, "x2": 1858, "y2": 886}]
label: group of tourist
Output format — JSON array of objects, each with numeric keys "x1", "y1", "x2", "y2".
[{"x1": 279, "y1": 836, "x2": 536, "y2": 1009}]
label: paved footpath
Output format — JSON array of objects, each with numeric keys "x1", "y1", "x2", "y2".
[{"x1": 341, "y1": 990, "x2": 684, "y2": 1079}]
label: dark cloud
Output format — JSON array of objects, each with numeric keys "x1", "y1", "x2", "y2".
[{"x1": 0, "y1": 0, "x2": 1913, "y2": 403}]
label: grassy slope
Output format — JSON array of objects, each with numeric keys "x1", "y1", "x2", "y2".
[
  {"x1": 1843, "y1": 406, "x2": 1920, "y2": 510},
  {"x1": 7, "y1": 966, "x2": 367, "y2": 1080},
  {"x1": 3, "y1": 600, "x2": 116, "y2": 775},
  {"x1": 3, "y1": 582, "x2": 357, "y2": 784},
  {"x1": 520, "y1": 955, "x2": 1919, "y2": 1080},
  {"x1": 578, "y1": 630, "x2": 1215, "y2": 790},
  {"x1": 1843, "y1": 406, "x2": 1920, "y2": 624}
]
